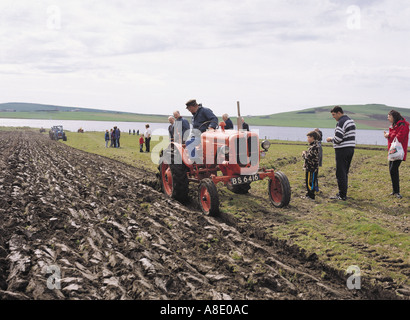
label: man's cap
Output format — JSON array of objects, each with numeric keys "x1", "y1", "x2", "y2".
[{"x1": 186, "y1": 99, "x2": 198, "y2": 107}]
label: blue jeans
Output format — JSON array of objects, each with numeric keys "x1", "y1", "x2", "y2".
[{"x1": 185, "y1": 135, "x2": 201, "y2": 160}]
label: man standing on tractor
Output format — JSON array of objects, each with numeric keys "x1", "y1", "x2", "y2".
[{"x1": 185, "y1": 99, "x2": 219, "y2": 162}]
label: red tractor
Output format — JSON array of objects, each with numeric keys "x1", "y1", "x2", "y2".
[{"x1": 158, "y1": 120, "x2": 291, "y2": 216}]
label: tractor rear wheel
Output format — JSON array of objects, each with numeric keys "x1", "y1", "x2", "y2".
[
  {"x1": 268, "y1": 171, "x2": 291, "y2": 208},
  {"x1": 159, "y1": 162, "x2": 189, "y2": 203},
  {"x1": 198, "y1": 178, "x2": 219, "y2": 216}
]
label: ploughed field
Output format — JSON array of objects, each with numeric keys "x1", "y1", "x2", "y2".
[{"x1": 0, "y1": 131, "x2": 399, "y2": 299}]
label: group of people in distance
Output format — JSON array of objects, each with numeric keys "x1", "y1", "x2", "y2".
[
  {"x1": 105, "y1": 126, "x2": 121, "y2": 148},
  {"x1": 302, "y1": 106, "x2": 409, "y2": 201},
  {"x1": 104, "y1": 124, "x2": 152, "y2": 153}
]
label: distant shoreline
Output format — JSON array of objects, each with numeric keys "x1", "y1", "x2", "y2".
[
  {"x1": 0, "y1": 112, "x2": 385, "y2": 130},
  {"x1": 2, "y1": 102, "x2": 410, "y2": 130}
]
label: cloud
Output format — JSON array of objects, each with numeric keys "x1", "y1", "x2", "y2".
[{"x1": 0, "y1": 0, "x2": 409, "y2": 115}]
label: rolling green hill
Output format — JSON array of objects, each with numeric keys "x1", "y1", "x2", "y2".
[
  {"x1": 0, "y1": 102, "x2": 169, "y2": 123},
  {"x1": 244, "y1": 104, "x2": 410, "y2": 129},
  {"x1": 1, "y1": 102, "x2": 409, "y2": 130}
]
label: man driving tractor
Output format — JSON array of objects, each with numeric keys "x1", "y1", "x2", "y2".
[
  {"x1": 185, "y1": 99, "x2": 219, "y2": 162},
  {"x1": 185, "y1": 99, "x2": 218, "y2": 132}
]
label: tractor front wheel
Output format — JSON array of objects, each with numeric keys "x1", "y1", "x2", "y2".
[
  {"x1": 198, "y1": 178, "x2": 219, "y2": 216},
  {"x1": 268, "y1": 171, "x2": 291, "y2": 208}
]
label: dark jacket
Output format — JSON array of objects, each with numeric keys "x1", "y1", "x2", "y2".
[
  {"x1": 176, "y1": 116, "x2": 190, "y2": 142},
  {"x1": 168, "y1": 124, "x2": 174, "y2": 141},
  {"x1": 113, "y1": 128, "x2": 121, "y2": 139},
  {"x1": 242, "y1": 122, "x2": 249, "y2": 131},
  {"x1": 105, "y1": 132, "x2": 110, "y2": 141},
  {"x1": 316, "y1": 130, "x2": 323, "y2": 142},
  {"x1": 388, "y1": 118, "x2": 409, "y2": 161},
  {"x1": 192, "y1": 106, "x2": 218, "y2": 133},
  {"x1": 224, "y1": 118, "x2": 234, "y2": 130},
  {"x1": 303, "y1": 141, "x2": 320, "y2": 171}
]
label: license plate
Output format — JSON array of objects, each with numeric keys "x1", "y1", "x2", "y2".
[{"x1": 231, "y1": 174, "x2": 260, "y2": 185}]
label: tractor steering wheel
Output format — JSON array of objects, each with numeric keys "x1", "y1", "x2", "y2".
[{"x1": 198, "y1": 121, "x2": 219, "y2": 131}]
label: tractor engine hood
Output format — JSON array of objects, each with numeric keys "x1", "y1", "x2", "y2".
[{"x1": 201, "y1": 129, "x2": 260, "y2": 176}]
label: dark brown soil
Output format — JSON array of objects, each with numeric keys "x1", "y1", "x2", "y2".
[{"x1": 0, "y1": 131, "x2": 402, "y2": 300}]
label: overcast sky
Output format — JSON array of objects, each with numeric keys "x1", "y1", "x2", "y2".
[{"x1": 1, "y1": 0, "x2": 409, "y2": 117}]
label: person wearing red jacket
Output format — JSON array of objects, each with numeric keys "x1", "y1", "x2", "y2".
[
  {"x1": 384, "y1": 110, "x2": 409, "y2": 199},
  {"x1": 139, "y1": 134, "x2": 144, "y2": 153}
]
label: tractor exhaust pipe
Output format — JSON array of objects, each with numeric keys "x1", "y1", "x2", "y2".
[{"x1": 237, "y1": 101, "x2": 241, "y2": 131}]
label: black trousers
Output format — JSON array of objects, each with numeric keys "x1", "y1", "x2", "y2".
[
  {"x1": 145, "y1": 137, "x2": 151, "y2": 152},
  {"x1": 335, "y1": 147, "x2": 355, "y2": 198},
  {"x1": 389, "y1": 160, "x2": 402, "y2": 194},
  {"x1": 305, "y1": 169, "x2": 318, "y2": 199}
]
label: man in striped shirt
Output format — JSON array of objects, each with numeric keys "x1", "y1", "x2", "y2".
[{"x1": 326, "y1": 106, "x2": 356, "y2": 200}]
